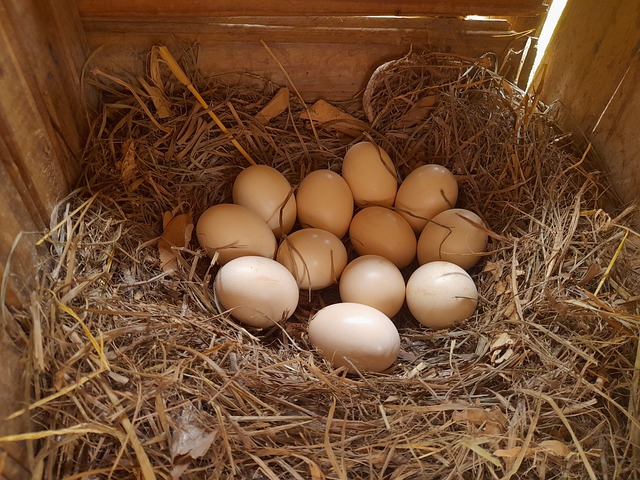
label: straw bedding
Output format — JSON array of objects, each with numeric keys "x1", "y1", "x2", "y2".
[{"x1": 8, "y1": 48, "x2": 640, "y2": 479}]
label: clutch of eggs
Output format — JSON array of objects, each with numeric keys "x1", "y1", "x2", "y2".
[{"x1": 192, "y1": 139, "x2": 491, "y2": 378}]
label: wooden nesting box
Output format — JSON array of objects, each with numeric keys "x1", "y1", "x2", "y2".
[{"x1": 0, "y1": 0, "x2": 638, "y2": 476}]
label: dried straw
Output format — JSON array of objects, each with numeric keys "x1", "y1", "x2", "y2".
[{"x1": 5, "y1": 48, "x2": 640, "y2": 479}]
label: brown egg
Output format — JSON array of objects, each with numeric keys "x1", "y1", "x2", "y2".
[
  {"x1": 308, "y1": 303, "x2": 401, "y2": 373},
  {"x1": 232, "y1": 165, "x2": 297, "y2": 237},
  {"x1": 394, "y1": 164, "x2": 458, "y2": 233},
  {"x1": 417, "y1": 208, "x2": 488, "y2": 270},
  {"x1": 296, "y1": 169, "x2": 354, "y2": 238},
  {"x1": 349, "y1": 206, "x2": 417, "y2": 269},
  {"x1": 342, "y1": 141, "x2": 398, "y2": 207},
  {"x1": 196, "y1": 204, "x2": 277, "y2": 265},
  {"x1": 406, "y1": 261, "x2": 478, "y2": 329},
  {"x1": 339, "y1": 255, "x2": 406, "y2": 317},
  {"x1": 276, "y1": 228, "x2": 348, "y2": 290}
]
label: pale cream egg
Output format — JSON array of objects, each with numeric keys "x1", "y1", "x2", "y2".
[
  {"x1": 406, "y1": 261, "x2": 478, "y2": 329},
  {"x1": 214, "y1": 256, "x2": 299, "y2": 328},
  {"x1": 308, "y1": 302, "x2": 401, "y2": 373}
]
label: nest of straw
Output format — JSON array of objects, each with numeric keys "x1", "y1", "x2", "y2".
[{"x1": 8, "y1": 48, "x2": 640, "y2": 479}]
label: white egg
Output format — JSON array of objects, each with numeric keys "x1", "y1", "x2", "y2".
[
  {"x1": 308, "y1": 303, "x2": 401, "y2": 373},
  {"x1": 214, "y1": 256, "x2": 299, "y2": 328},
  {"x1": 406, "y1": 261, "x2": 478, "y2": 329}
]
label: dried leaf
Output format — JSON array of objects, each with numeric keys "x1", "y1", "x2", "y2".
[
  {"x1": 139, "y1": 77, "x2": 173, "y2": 118},
  {"x1": 502, "y1": 301, "x2": 515, "y2": 319},
  {"x1": 452, "y1": 407, "x2": 506, "y2": 434},
  {"x1": 170, "y1": 405, "x2": 216, "y2": 460},
  {"x1": 299, "y1": 100, "x2": 369, "y2": 137},
  {"x1": 395, "y1": 95, "x2": 439, "y2": 128},
  {"x1": 309, "y1": 461, "x2": 324, "y2": 480},
  {"x1": 490, "y1": 332, "x2": 515, "y2": 350},
  {"x1": 490, "y1": 332, "x2": 516, "y2": 365},
  {"x1": 539, "y1": 439, "x2": 570, "y2": 457},
  {"x1": 494, "y1": 440, "x2": 570, "y2": 460},
  {"x1": 120, "y1": 140, "x2": 142, "y2": 192},
  {"x1": 158, "y1": 211, "x2": 193, "y2": 273},
  {"x1": 494, "y1": 446, "x2": 536, "y2": 458},
  {"x1": 453, "y1": 408, "x2": 492, "y2": 423},
  {"x1": 171, "y1": 462, "x2": 190, "y2": 480},
  {"x1": 482, "y1": 260, "x2": 505, "y2": 282},
  {"x1": 255, "y1": 87, "x2": 290, "y2": 125},
  {"x1": 577, "y1": 262, "x2": 602, "y2": 286}
]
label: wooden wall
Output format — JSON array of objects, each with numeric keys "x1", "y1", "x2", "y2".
[
  {"x1": 76, "y1": 0, "x2": 548, "y2": 101},
  {"x1": 539, "y1": 0, "x2": 640, "y2": 219},
  {"x1": 0, "y1": 0, "x2": 88, "y2": 306},
  {"x1": 0, "y1": 0, "x2": 88, "y2": 477}
]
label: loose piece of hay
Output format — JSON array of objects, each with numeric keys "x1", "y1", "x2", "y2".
[{"x1": 5, "y1": 49, "x2": 640, "y2": 479}]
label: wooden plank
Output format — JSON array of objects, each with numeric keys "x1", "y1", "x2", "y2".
[
  {"x1": 0, "y1": 132, "x2": 44, "y2": 308},
  {"x1": 0, "y1": 158, "x2": 42, "y2": 306},
  {"x1": 85, "y1": 36, "x2": 526, "y2": 102},
  {"x1": 82, "y1": 15, "x2": 528, "y2": 100},
  {"x1": 0, "y1": 312, "x2": 32, "y2": 480},
  {"x1": 538, "y1": 0, "x2": 640, "y2": 211},
  {"x1": 77, "y1": 0, "x2": 547, "y2": 17},
  {"x1": 590, "y1": 59, "x2": 640, "y2": 211},
  {"x1": 2, "y1": 0, "x2": 89, "y2": 176},
  {"x1": 82, "y1": 15, "x2": 513, "y2": 32},
  {"x1": 82, "y1": 18, "x2": 519, "y2": 47},
  {"x1": 0, "y1": 0, "x2": 85, "y2": 219},
  {"x1": 0, "y1": 15, "x2": 68, "y2": 221},
  {"x1": 0, "y1": 0, "x2": 89, "y2": 296}
]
